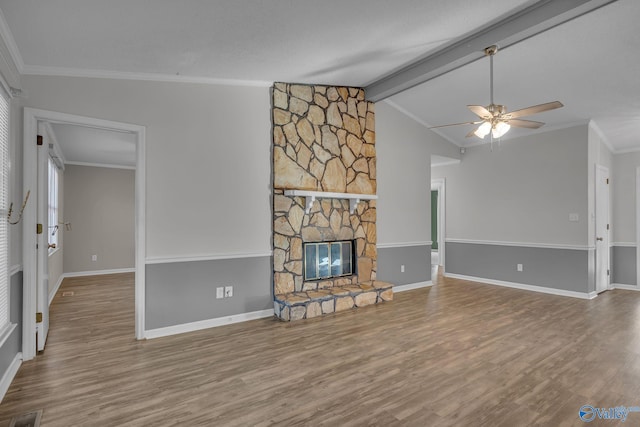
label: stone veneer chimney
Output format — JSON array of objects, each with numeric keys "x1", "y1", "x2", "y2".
[{"x1": 272, "y1": 83, "x2": 392, "y2": 321}]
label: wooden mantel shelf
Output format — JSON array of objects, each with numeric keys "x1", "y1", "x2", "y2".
[{"x1": 284, "y1": 190, "x2": 378, "y2": 214}]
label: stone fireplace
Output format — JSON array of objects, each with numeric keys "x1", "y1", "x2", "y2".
[{"x1": 272, "y1": 83, "x2": 393, "y2": 321}]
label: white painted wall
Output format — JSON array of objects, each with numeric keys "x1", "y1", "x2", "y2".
[
  {"x1": 431, "y1": 125, "x2": 589, "y2": 245},
  {"x1": 21, "y1": 75, "x2": 272, "y2": 259},
  {"x1": 612, "y1": 151, "x2": 640, "y2": 243},
  {"x1": 376, "y1": 100, "x2": 459, "y2": 246}
]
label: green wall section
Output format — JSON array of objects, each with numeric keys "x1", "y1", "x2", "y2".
[{"x1": 431, "y1": 190, "x2": 438, "y2": 250}]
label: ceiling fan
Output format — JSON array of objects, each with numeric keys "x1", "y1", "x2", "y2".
[{"x1": 429, "y1": 45, "x2": 563, "y2": 140}]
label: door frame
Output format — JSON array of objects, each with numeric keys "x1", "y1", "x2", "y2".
[
  {"x1": 431, "y1": 178, "x2": 446, "y2": 270},
  {"x1": 23, "y1": 108, "x2": 146, "y2": 360},
  {"x1": 637, "y1": 167, "x2": 640, "y2": 290},
  {"x1": 594, "y1": 164, "x2": 610, "y2": 293}
]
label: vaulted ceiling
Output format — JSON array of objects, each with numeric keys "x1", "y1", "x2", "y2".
[{"x1": 0, "y1": 0, "x2": 638, "y2": 155}]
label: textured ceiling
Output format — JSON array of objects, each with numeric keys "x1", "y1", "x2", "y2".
[{"x1": 0, "y1": 0, "x2": 638, "y2": 156}]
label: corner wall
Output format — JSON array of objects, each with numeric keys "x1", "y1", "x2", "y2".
[{"x1": 375, "y1": 101, "x2": 459, "y2": 286}]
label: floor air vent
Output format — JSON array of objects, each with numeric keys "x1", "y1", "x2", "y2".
[
  {"x1": 9, "y1": 409, "x2": 42, "y2": 427},
  {"x1": 62, "y1": 291, "x2": 74, "y2": 297}
]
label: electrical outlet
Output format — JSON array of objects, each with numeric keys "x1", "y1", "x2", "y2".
[
  {"x1": 225, "y1": 286, "x2": 233, "y2": 298},
  {"x1": 517, "y1": 264, "x2": 523, "y2": 272},
  {"x1": 569, "y1": 213, "x2": 579, "y2": 222},
  {"x1": 91, "y1": 254, "x2": 98, "y2": 262},
  {"x1": 401, "y1": 265, "x2": 405, "y2": 273},
  {"x1": 216, "y1": 287, "x2": 224, "y2": 299}
]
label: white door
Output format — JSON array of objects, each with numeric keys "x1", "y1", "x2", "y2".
[
  {"x1": 595, "y1": 165, "x2": 610, "y2": 294},
  {"x1": 36, "y1": 123, "x2": 50, "y2": 351}
]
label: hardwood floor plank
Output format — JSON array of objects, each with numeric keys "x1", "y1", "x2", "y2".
[{"x1": 0, "y1": 271, "x2": 639, "y2": 426}]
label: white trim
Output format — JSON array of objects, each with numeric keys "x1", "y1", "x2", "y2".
[
  {"x1": 21, "y1": 65, "x2": 272, "y2": 88},
  {"x1": 615, "y1": 146, "x2": 640, "y2": 155},
  {"x1": 611, "y1": 242, "x2": 636, "y2": 247},
  {"x1": 637, "y1": 167, "x2": 640, "y2": 294},
  {"x1": 0, "y1": 352, "x2": 21, "y2": 403},
  {"x1": 431, "y1": 159, "x2": 461, "y2": 168},
  {"x1": 23, "y1": 108, "x2": 146, "y2": 359},
  {"x1": 612, "y1": 284, "x2": 640, "y2": 291},
  {"x1": 376, "y1": 241, "x2": 431, "y2": 249},
  {"x1": 383, "y1": 99, "x2": 461, "y2": 147},
  {"x1": 9, "y1": 265, "x2": 21, "y2": 276},
  {"x1": 589, "y1": 120, "x2": 616, "y2": 155},
  {"x1": 48, "y1": 274, "x2": 65, "y2": 306},
  {"x1": 145, "y1": 252, "x2": 272, "y2": 265},
  {"x1": 444, "y1": 238, "x2": 593, "y2": 251},
  {"x1": 62, "y1": 268, "x2": 136, "y2": 278},
  {"x1": 144, "y1": 309, "x2": 274, "y2": 339},
  {"x1": 444, "y1": 273, "x2": 598, "y2": 300},
  {"x1": 64, "y1": 161, "x2": 135, "y2": 170},
  {"x1": 394, "y1": 281, "x2": 433, "y2": 293}
]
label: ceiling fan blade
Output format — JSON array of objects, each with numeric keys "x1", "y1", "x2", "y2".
[
  {"x1": 468, "y1": 105, "x2": 492, "y2": 119},
  {"x1": 508, "y1": 119, "x2": 545, "y2": 129},
  {"x1": 507, "y1": 101, "x2": 563, "y2": 119},
  {"x1": 466, "y1": 129, "x2": 478, "y2": 138},
  {"x1": 428, "y1": 121, "x2": 482, "y2": 129}
]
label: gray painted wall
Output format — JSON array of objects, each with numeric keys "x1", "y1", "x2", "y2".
[
  {"x1": 145, "y1": 257, "x2": 272, "y2": 330},
  {"x1": 0, "y1": 272, "x2": 23, "y2": 380},
  {"x1": 612, "y1": 246, "x2": 636, "y2": 286},
  {"x1": 63, "y1": 165, "x2": 134, "y2": 273},
  {"x1": 431, "y1": 125, "x2": 589, "y2": 246},
  {"x1": 377, "y1": 245, "x2": 431, "y2": 285},
  {"x1": 446, "y1": 242, "x2": 591, "y2": 293}
]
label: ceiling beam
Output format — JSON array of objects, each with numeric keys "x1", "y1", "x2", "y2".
[{"x1": 365, "y1": 0, "x2": 618, "y2": 102}]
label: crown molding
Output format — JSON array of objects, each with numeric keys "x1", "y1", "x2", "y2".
[{"x1": 21, "y1": 64, "x2": 272, "y2": 88}]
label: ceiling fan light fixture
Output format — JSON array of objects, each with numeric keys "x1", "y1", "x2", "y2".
[
  {"x1": 492, "y1": 121, "x2": 510, "y2": 138},
  {"x1": 474, "y1": 121, "x2": 491, "y2": 138}
]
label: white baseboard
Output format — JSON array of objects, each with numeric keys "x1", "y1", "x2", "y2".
[
  {"x1": 63, "y1": 268, "x2": 135, "y2": 278},
  {"x1": 444, "y1": 273, "x2": 597, "y2": 300},
  {"x1": 394, "y1": 281, "x2": 433, "y2": 293},
  {"x1": 0, "y1": 352, "x2": 21, "y2": 403},
  {"x1": 612, "y1": 283, "x2": 640, "y2": 291},
  {"x1": 144, "y1": 308, "x2": 275, "y2": 339}
]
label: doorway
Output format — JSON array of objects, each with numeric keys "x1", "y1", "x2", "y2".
[
  {"x1": 23, "y1": 108, "x2": 146, "y2": 360},
  {"x1": 595, "y1": 165, "x2": 610, "y2": 294},
  {"x1": 431, "y1": 178, "x2": 445, "y2": 270}
]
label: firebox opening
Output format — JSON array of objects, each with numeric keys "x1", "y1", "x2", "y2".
[{"x1": 304, "y1": 240, "x2": 354, "y2": 281}]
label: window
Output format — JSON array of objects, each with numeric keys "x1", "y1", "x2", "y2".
[
  {"x1": 48, "y1": 158, "x2": 59, "y2": 251},
  {"x1": 0, "y1": 88, "x2": 10, "y2": 332}
]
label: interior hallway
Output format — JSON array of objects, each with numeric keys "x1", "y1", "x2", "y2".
[{"x1": 1, "y1": 272, "x2": 639, "y2": 425}]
